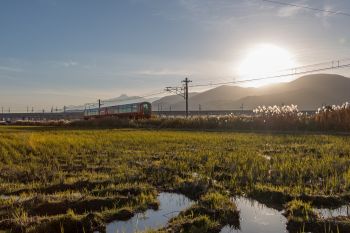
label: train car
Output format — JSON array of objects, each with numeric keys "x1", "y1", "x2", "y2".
[{"x1": 84, "y1": 102, "x2": 152, "y2": 120}]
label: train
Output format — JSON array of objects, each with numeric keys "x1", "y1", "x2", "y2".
[{"x1": 84, "y1": 101, "x2": 152, "y2": 120}]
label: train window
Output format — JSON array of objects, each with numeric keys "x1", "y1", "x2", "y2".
[
  {"x1": 110, "y1": 107, "x2": 116, "y2": 114},
  {"x1": 132, "y1": 104, "x2": 137, "y2": 112},
  {"x1": 123, "y1": 105, "x2": 128, "y2": 113},
  {"x1": 143, "y1": 103, "x2": 150, "y2": 114}
]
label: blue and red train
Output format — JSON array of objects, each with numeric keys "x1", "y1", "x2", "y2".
[{"x1": 84, "y1": 102, "x2": 152, "y2": 120}]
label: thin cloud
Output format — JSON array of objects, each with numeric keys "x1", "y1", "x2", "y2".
[
  {"x1": 62, "y1": 61, "x2": 78, "y2": 67},
  {"x1": 277, "y1": 1, "x2": 308, "y2": 17},
  {"x1": 270, "y1": 0, "x2": 338, "y2": 21},
  {"x1": 339, "y1": 37, "x2": 348, "y2": 45},
  {"x1": 278, "y1": 5, "x2": 305, "y2": 17},
  {"x1": 0, "y1": 66, "x2": 22, "y2": 72},
  {"x1": 134, "y1": 68, "x2": 191, "y2": 76},
  {"x1": 316, "y1": 4, "x2": 335, "y2": 28},
  {"x1": 172, "y1": 0, "x2": 259, "y2": 29},
  {"x1": 46, "y1": 60, "x2": 79, "y2": 68}
]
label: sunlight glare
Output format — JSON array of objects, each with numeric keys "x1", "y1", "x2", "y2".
[{"x1": 237, "y1": 44, "x2": 297, "y2": 87}]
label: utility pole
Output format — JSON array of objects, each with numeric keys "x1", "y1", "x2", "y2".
[
  {"x1": 27, "y1": 106, "x2": 29, "y2": 113},
  {"x1": 182, "y1": 77, "x2": 192, "y2": 118},
  {"x1": 165, "y1": 77, "x2": 192, "y2": 118},
  {"x1": 98, "y1": 99, "x2": 101, "y2": 116}
]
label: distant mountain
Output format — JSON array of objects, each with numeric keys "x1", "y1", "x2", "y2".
[
  {"x1": 103, "y1": 94, "x2": 146, "y2": 106},
  {"x1": 105, "y1": 94, "x2": 144, "y2": 102},
  {"x1": 152, "y1": 74, "x2": 350, "y2": 111},
  {"x1": 152, "y1": 92, "x2": 198, "y2": 110}
]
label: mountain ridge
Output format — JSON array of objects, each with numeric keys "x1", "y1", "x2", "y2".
[{"x1": 152, "y1": 74, "x2": 350, "y2": 111}]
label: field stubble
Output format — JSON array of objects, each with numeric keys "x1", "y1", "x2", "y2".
[{"x1": 0, "y1": 126, "x2": 350, "y2": 232}]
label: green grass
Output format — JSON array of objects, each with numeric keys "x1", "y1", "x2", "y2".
[
  {"x1": 1, "y1": 126, "x2": 350, "y2": 232},
  {"x1": 284, "y1": 199, "x2": 319, "y2": 222}
]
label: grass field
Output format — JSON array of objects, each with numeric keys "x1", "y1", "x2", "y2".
[{"x1": 1, "y1": 126, "x2": 350, "y2": 232}]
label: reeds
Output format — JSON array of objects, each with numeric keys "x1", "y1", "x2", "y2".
[{"x1": 315, "y1": 102, "x2": 350, "y2": 131}]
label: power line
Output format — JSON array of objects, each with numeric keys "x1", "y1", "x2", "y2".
[
  {"x1": 189, "y1": 59, "x2": 350, "y2": 88},
  {"x1": 65, "y1": 91, "x2": 167, "y2": 111},
  {"x1": 165, "y1": 78, "x2": 192, "y2": 117},
  {"x1": 182, "y1": 78, "x2": 192, "y2": 118},
  {"x1": 260, "y1": 0, "x2": 350, "y2": 17},
  {"x1": 48, "y1": 59, "x2": 350, "y2": 112},
  {"x1": 70, "y1": 90, "x2": 169, "y2": 111},
  {"x1": 6, "y1": 57, "x2": 350, "y2": 113}
]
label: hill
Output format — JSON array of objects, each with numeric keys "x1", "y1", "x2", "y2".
[
  {"x1": 152, "y1": 74, "x2": 350, "y2": 111},
  {"x1": 152, "y1": 92, "x2": 198, "y2": 110}
]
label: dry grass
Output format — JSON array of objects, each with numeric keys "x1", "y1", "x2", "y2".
[{"x1": 1, "y1": 126, "x2": 350, "y2": 232}]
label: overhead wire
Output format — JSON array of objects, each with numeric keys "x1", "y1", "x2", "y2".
[
  {"x1": 260, "y1": 0, "x2": 350, "y2": 17},
  {"x1": 64, "y1": 89, "x2": 169, "y2": 111},
  {"x1": 188, "y1": 59, "x2": 350, "y2": 88},
  {"x1": 5, "y1": 58, "x2": 350, "y2": 113},
  {"x1": 66, "y1": 59, "x2": 350, "y2": 111}
]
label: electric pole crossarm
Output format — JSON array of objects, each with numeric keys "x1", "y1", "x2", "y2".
[
  {"x1": 164, "y1": 77, "x2": 192, "y2": 118},
  {"x1": 165, "y1": 87, "x2": 185, "y2": 98}
]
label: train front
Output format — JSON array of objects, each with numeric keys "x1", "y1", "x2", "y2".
[{"x1": 141, "y1": 102, "x2": 152, "y2": 118}]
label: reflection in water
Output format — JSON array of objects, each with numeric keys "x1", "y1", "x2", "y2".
[
  {"x1": 317, "y1": 205, "x2": 350, "y2": 218},
  {"x1": 102, "y1": 193, "x2": 350, "y2": 233},
  {"x1": 0, "y1": 195, "x2": 15, "y2": 200},
  {"x1": 106, "y1": 192, "x2": 193, "y2": 233},
  {"x1": 221, "y1": 197, "x2": 350, "y2": 233},
  {"x1": 220, "y1": 197, "x2": 287, "y2": 233}
]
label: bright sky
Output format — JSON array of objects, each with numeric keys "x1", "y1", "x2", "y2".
[{"x1": 1, "y1": 0, "x2": 350, "y2": 111}]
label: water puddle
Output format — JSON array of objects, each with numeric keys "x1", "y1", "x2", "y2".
[
  {"x1": 0, "y1": 195, "x2": 19, "y2": 201},
  {"x1": 106, "y1": 192, "x2": 193, "y2": 233},
  {"x1": 220, "y1": 197, "x2": 288, "y2": 233},
  {"x1": 221, "y1": 197, "x2": 350, "y2": 233},
  {"x1": 317, "y1": 205, "x2": 350, "y2": 218},
  {"x1": 0, "y1": 195, "x2": 9, "y2": 200}
]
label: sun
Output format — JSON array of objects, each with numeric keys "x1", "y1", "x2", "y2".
[{"x1": 237, "y1": 44, "x2": 297, "y2": 87}]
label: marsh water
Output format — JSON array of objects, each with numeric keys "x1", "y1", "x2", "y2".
[
  {"x1": 106, "y1": 193, "x2": 288, "y2": 233},
  {"x1": 220, "y1": 197, "x2": 287, "y2": 233},
  {"x1": 106, "y1": 192, "x2": 193, "y2": 233},
  {"x1": 102, "y1": 192, "x2": 349, "y2": 233},
  {"x1": 317, "y1": 205, "x2": 350, "y2": 218},
  {"x1": 221, "y1": 197, "x2": 350, "y2": 233}
]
